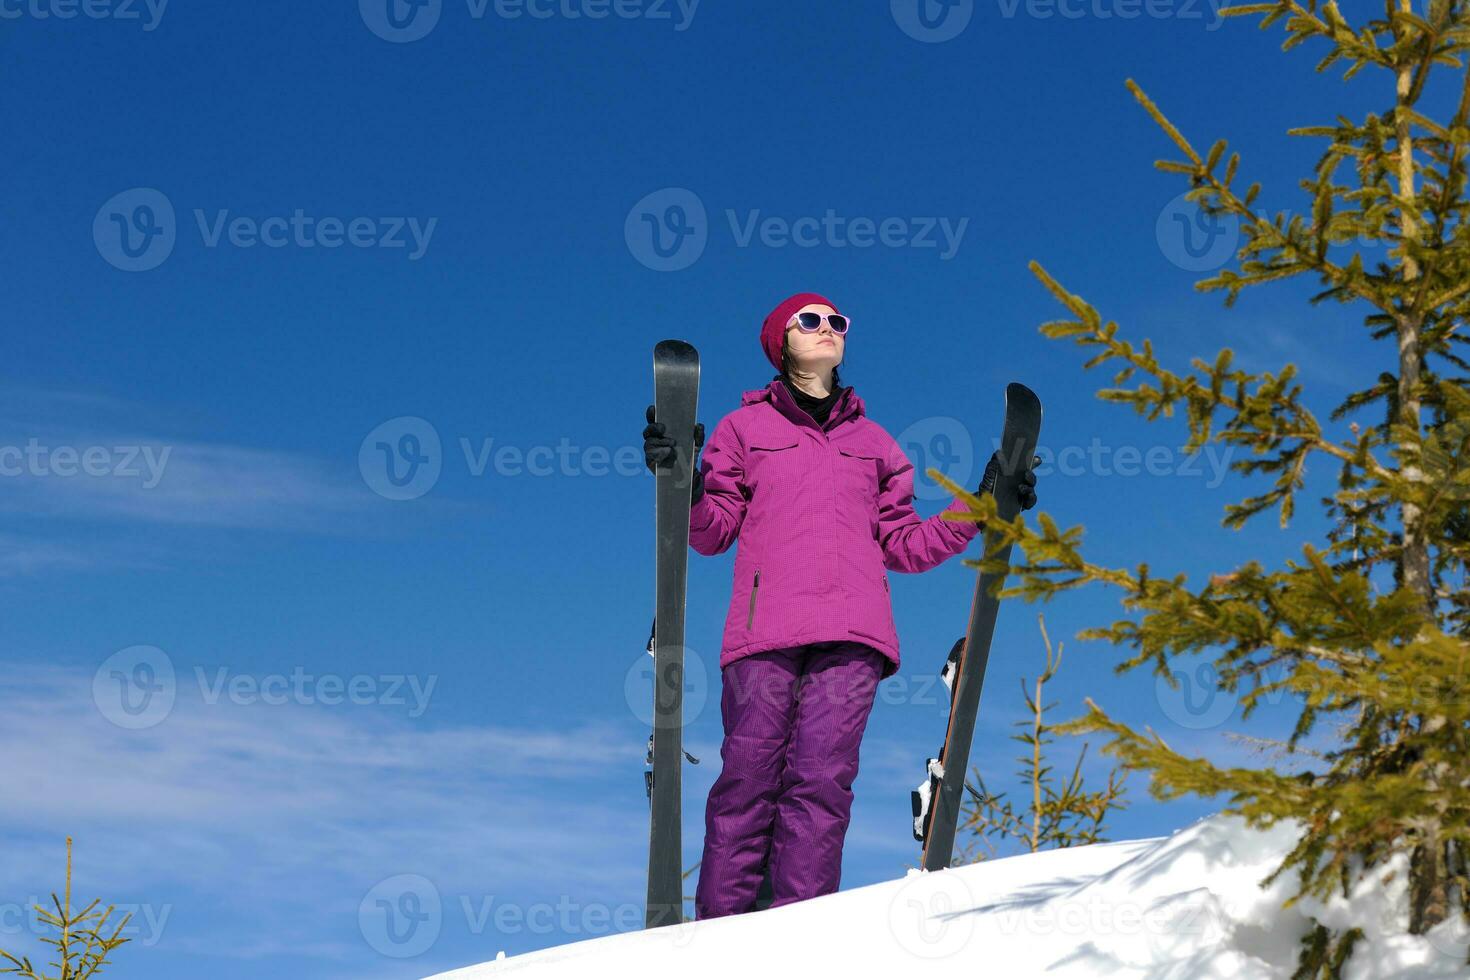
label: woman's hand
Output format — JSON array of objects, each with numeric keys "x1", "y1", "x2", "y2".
[
  {"x1": 977, "y1": 451, "x2": 1039, "y2": 511},
  {"x1": 643, "y1": 404, "x2": 706, "y2": 502}
]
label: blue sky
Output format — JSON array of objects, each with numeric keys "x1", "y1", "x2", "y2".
[{"x1": 0, "y1": 2, "x2": 1439, "y2": 978}]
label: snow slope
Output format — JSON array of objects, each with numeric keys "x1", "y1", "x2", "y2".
[{"x1": 426, "y1": 812, "x2": 1470, "y2": 980}]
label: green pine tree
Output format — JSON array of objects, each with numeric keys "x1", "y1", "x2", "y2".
[
  {"x1": 0, "y1": 839, "x2": 131, "y2": 980},
  {"x1": 932, "y1": 2, "x2": 1470, "y2": 974}
]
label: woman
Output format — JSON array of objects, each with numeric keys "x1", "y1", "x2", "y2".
[{"x1": 641, "y1": 291, "x2": 1037, "y2": 919}]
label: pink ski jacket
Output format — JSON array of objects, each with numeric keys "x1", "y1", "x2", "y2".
[{"x1": 689, "y1": 378, "x2": 983, "y2": 678}]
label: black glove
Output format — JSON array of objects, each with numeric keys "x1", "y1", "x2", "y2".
[
  {"x1": 978, "y1": 451, "x2": 1039, "y2": 511},
  {"x1": 643, "y1": 404, "x2": 706, "y2": 503}
]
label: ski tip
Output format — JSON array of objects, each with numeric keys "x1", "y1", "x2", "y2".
[
  {"x1": 654, "y1": 339, "x2": 699, "y2": 363},
  {"x1": 1005, "y1": 381, "x2": 1039, "y2": 405}
]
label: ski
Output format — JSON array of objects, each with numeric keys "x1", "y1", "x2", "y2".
[
  {"x1": 646, "y1": 339, "x2": 700, "y2": 928},
  {"x1": 916, "y1": 382, "x2": 1042, "y2": 871}
]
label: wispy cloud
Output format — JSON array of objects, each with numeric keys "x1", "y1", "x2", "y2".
[
  {"x1": 0, "y1": 435, "x2": 371, "y2": 530},
  {"x1": 0, "y1": 664, "x2": 644, "y2": 969},
  {"x1": 0, "y1": 388, "x2": 380, "y2": 580},
  {"x1": 1226, "y1": 319, "x2": 1369, "y2": 391},
  {"x1": 0, "y1": 534, "x2": 101, "y2": 576}
]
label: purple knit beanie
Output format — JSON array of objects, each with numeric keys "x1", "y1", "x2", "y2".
[{"x1": 760, "y1": 292, "x2": 839, "y2": 371}]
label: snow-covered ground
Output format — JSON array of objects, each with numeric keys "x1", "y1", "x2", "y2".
[{"x1": 426, "y1": 812, "x2": 1469, "y2": 979}]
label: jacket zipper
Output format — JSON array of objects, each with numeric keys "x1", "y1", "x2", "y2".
[{"x1": 746, "y1": 570, "x2": 761, "y2": 630}]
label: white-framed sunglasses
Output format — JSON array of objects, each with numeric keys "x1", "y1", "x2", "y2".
[{"x1": 787, "y1": 311, "x2": 851, "y2": 335}]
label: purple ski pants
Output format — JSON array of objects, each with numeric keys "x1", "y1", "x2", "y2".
[{"x1": 694, "y1": 640, "x2": 886, "y2": 919}]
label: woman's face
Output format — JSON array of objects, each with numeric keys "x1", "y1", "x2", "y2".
[{"x1": 784, "y1": 303, "x2": 845, "y2": 374}]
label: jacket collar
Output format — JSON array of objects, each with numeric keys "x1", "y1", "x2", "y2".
[{"x1": 741, "y1": 375, "x2": 865, "y2": 432}]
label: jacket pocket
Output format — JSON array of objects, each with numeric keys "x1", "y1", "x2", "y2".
[
  {"x1": 749, "y1": 439, "x2": 800, "y2": 494},
  {"x1": 746, "y1": 569, "x2": 761, "y2": 630},
  {"x1": 836, "y1": 445, "x2": 884, "y2": 505}
]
